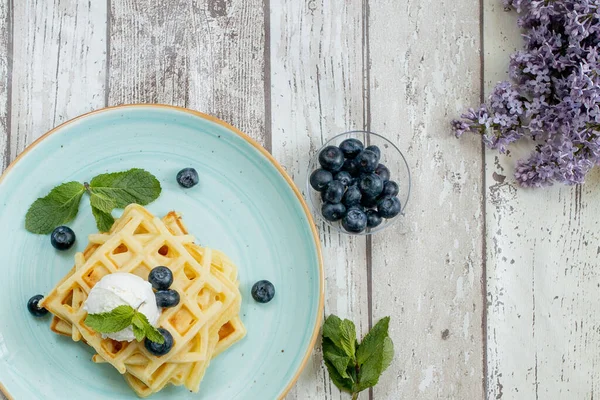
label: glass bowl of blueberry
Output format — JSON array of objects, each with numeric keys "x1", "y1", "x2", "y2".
[{"x1": 306, "y1": 131, "x2": 410, "y2": 235}]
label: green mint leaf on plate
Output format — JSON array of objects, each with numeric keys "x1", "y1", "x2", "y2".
[
  {"x1": 25, "y1": 182, "x2": 85, "y2": 234},
  {"x1": 92, "y1": 205, "x2": 115, "y2": 232},
  {"x1": 322, "y1": 315, "x2": 394, "y2": 399},
  {"x1": 84, "y1": 305, "x2": 135, "y2": 333},
  {"x1": 133, "y1": 310, "x2": 164, "y2": 344},
  {"x1": 89, "y1": 168, "x2": 161, "y2": 208},
  {"x1": 89, "y1": 191, "x2": 117, "y2": 214}
]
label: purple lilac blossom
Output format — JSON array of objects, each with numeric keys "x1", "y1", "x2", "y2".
[{"x1": 454, "y1": 0, "x2": 600, "y2": 187}]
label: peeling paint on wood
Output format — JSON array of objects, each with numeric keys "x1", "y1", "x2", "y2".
[
  {"x1": 269, "y1": 1, "x2": 370, "y2": 399},
  {"x1": 0, "y1": 0, "x2": 9, "y2": 172},
  {"x1": 368, "y1": 0, "x2": 484, "y2": 398}
]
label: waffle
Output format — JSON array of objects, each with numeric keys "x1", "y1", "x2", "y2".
[{"x1": 41, "y1": 204, "x2": 245, "y2": 397}]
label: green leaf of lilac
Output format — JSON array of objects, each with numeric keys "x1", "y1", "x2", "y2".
[
  {"x1": 135, "y1": 311, "x2": 164, "y2": 344},
  {"x1": 339, "y1": 319, "x2": 357, "y2": 360},
  {"x1": 91, "y1": 206, "x2": 115, "y2": 232},
  {"x1": 89, "y1": 191, "x2": 117, "y2": 214},
  {"x1": 25, "y1": 182, "x2": 85, "y2": 234},
  {"x1": 84, "y1": 305, "x2": 135, "y2": 334},
  {"x1": 89, "y1": 168, "x2": 161, "y2": 208}
]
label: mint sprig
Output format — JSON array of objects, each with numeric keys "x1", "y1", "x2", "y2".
[
  {"x1": 322, "y1": 315, "x2": 394, "y2": 399},
  {"x1": 84, "y1": 304, "x2": 165, "y2": 344},
  {"x1": 25, "y1": 168, "x2": 161, "y2": 234}
]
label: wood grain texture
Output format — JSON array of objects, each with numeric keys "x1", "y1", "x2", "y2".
[
  {"x1": 109, "y1": 0, "x2": 266, "y2": 144},
  {"x1": 10, "y1": 0, "x2": 106, "y2": 159},
  {"x1": 368, "y1": 0, "x2": 484, "y2": 398},
  {"x1": 269, "y1": 1, "x2": 370, "y2": 399},
  {"x1": 0, "y1": 0, "x2": 9, "y2": 172},
  {"x1": 484, "y1": 2, "x2": 600, "y2": 399}
]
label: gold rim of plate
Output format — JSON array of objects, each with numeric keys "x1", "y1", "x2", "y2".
[{"x1": 0, "y1": 104, "x2": 325, "y2": 400}]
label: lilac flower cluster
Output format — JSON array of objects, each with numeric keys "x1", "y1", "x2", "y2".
[{"x1": 453, "y1": 0, "x2": 600, "y2": 187}]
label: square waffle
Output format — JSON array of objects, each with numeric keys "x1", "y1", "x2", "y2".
[{"x1": 40, "y1": 204, "x2": 245, "y2": 397}]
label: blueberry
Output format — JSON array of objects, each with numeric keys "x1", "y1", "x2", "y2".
[
  {"x1": 346, "y1": 205, "x2": 365, "y2": 213},
  {"x1": 382, "y1": 180, "x2": 399, "y2": 197},
  {"x1": 176, "y1": 168, "x2": 199, "y2": 188},
  {"x1": 145, "y1": 328, "x2": 174, "y2": 356},
  {"x1": 155, "y1": 289, "x2": 180, "y2": 308},
  {"x1": 321, "y1": 203, "x2": 346, "y2": 221},
  {"x1": 358, "y1": 173, "x2": 384, "y2": 198},
  {"x1": 148, "y1": 266, "x2": 173, "y2": 290},
  {"x1": 339, "y1": 138, "x2": 364, "y2": 158},
  {"x1": 374, "y1": 164, "x2": 390, "y2": 182},
  {"x1": 342, "y1": 209, "x2": 368, "y2": 233},
  {"x1": 342, "y1": 185, "x2": 362, "y2": 206},
  {"x1": 366, "y1": 209, "x2": 383, "y2": 228},
  {"x1": 310, "y1": 169, "x2": 333, "y2": 192},
  {"x1": 318, "y1": 146, "x2": 344, "y2": 171},
  {"x1": 50, "y1": 226, "x2": 76, "y2": 251},
  {"x1": 323, "y1": 180, "x2": 345, "y2": 203},
  {"x1": 27, "y1": 294, "x2": 48, "y2": 317},
  {"x1": 360, "y1": 195, "x2": 379, "y2": 208},
  {"x1": 334, "y1": 171, "x2": 353, "y2": 187},
  {"x1": 377, "y1": 196, "x2": 402, "y2": 218},
  {"x1": 342, "y1": 158, "x2": 360, "y2": 176},
  {"x1": 365, "y1": 145, "x2": 381, "y2": 159},
  {"x1": 355, "y1": 150, "x2": 379, "y2": 173},
  {"x1": 252, "y1": 280, "x2": 275, "y2": 303}
]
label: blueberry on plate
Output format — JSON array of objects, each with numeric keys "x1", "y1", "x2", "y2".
[
  {"x1": 176, "y1": 168, "x2": 199, "y2": 188},
  {"x1": 360, "y1": 195, "x2": 379, "y2": 209},
  {"x1": 358, "y1": 173, "x2": 384, "y2": 198},
  {"x1": 322, "y1": 202, "x2": 346, "y2": 221},
  {"x1": 366, "y1": 209, "x2": 383, "y2": 228},
  {"x1": 365, "y1": 145, "x2": 381, "y2": 159},
  {"x1": 252, "y1": 280, "x2": 275, "y2": 303},
  {"x1": 355, "y1": 150, "x2": 379, "y2": 173},
  {"x1": 377, "y1": 196, "x2": 402, "y2": 218},
  {"x1": 334, "y1": 171, "x2": 353, "y2": 187},
  {"x1": 318, "y1": 146, "x2": 344, "y2": 171},
  {"x1": 339, "y1": 138, "x2": 364, "y2": 158},
  {"x1": 342, "y1": 208, "x2": 368, "y2": 233},
  {"x1": 342, "y1": 158, "x2": 360, "y2": 176},
  {"x1": 310, "y1": 169, "x2": 333, "y2": 191},
  {"x1": 145, "y1": 328, "x2": 174, "y2": 356},
  {"x1": 382, "y1": 180, "x2": 399, "y2": 197},
  {"x1": 148, "y1": 266, "x2": 173, "y2": 290},
  {"x1": 374, "y1": 164, "x2": 390, "y2": 182},
  {"x1": 27, "y1": 294, "x2": 48, "y2": 317},
  {"x1": 323, "y1": 180, "x2": 345, "y2": 203},
  {"x1": 155, "y1": 289, "x2": 180, "y2": 308},
  {"x1": 51, "y1": 226, "x2": 76, "y2": 251},
  {"x1": 342, "y1": 185, "x2": 362, "y2": 206}
]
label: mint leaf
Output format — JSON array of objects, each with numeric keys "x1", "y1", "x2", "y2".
[
  {"x1": 135, "y1": 311, "x2": 164, "y2": 344},
  {"x1": 84, "y1": 305, "x2": 135, "y2": 333},
  {"x1": 89, "y1": 168, "x2": 161, "y2": 208},
  {"x1": 25, "y1": 182, "x2": 85, "y2": 234},
  {"x1": 322, "y1": 337, "x2": 353, "y2": 380},
  {"x1": 132, "y1": 324, "x2": 145, "y2": 342},
  {"x1": 323, "y1": 315, "x2": 344, "y2": 349},
  {"x1": 339, "y1": 319, "x2": 357, "y2": 359},
  {"x1": 381, "y1": 337, "x2": 394, "y2": 372},
  {"x1": 91, "y1": 206, "x2": 115, "y2": 232},
  {"x1": 90, "y1": 191, "x2": 117, "y2": 214},
  {"x1": 356, "y1": 316, "x2": 390, "y2": 366}
]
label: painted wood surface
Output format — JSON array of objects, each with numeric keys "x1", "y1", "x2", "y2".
[
  {"x1": 0, "y1": 0, "x2": 8, "y2": 171},
  {"x1": 483, "y1": 1, "x2": 600, "y2": 399}
]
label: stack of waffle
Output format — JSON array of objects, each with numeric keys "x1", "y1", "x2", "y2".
[{"x1": 40, "y1": 204, "x2": 246, "y2": 397}]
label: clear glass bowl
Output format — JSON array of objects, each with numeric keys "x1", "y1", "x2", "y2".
[{"x1": 306, "y1": 131, "x2": 411, "y2": 235}]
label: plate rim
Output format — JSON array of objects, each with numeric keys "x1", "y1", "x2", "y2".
[{"x1": 0, "y1": 104, "x2": 324, "y2": 400}]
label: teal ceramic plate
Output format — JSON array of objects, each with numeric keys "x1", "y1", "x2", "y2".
[{"x1": 0, "y1": 105, "x2": 323, "y2": 400}]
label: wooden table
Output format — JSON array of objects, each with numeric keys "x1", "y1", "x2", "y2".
[{"x1": 1, "y1": 1, "x2": 598, "y2": 399}]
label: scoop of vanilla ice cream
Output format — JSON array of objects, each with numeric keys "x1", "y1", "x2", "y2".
[{"x1": 83, "y1": 272, "x2": 160, "y2": 342}]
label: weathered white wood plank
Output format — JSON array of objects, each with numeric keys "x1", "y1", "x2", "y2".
[
  {"x1": 484, "y1": 2, "x2": 600, "y2": 398},
  {"x1": 0, "y1": 0, "x2": 9, "y2": 173},
  {"x1": 109, "y1": 0, "x2": 266, "y2": 144},
  {"x1": 10, "y1": 0, "x2": 106, "y2": 158},
  {"x1": 269, "y1": 1, "x2": 370, "y2": 399},
  {"x1": 368, "y1": 0, "x2": 484, "y2": 398}
]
